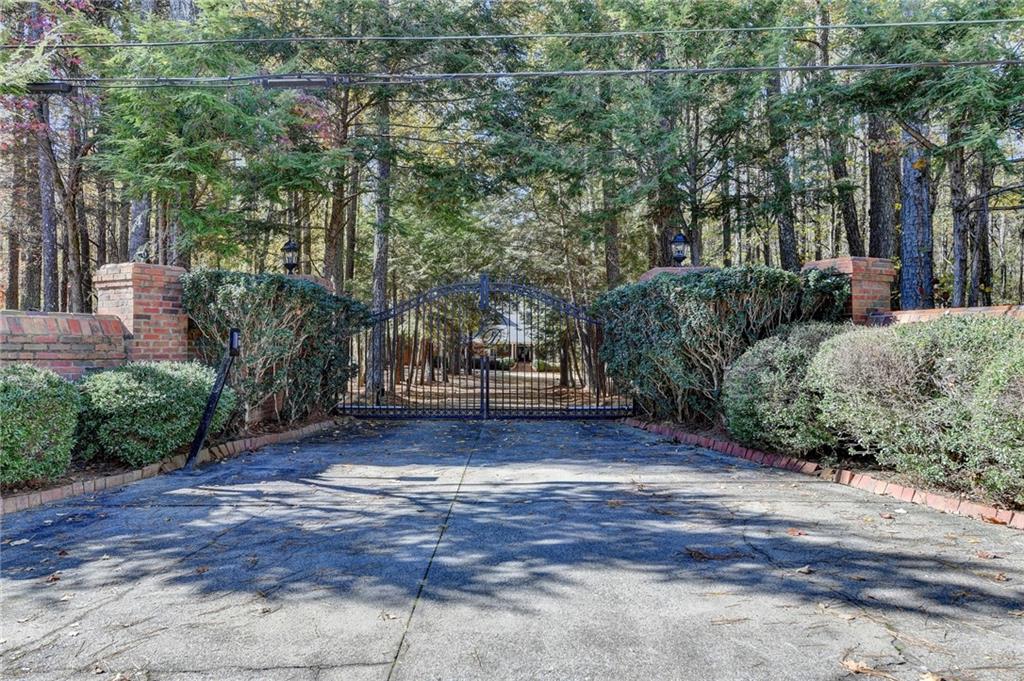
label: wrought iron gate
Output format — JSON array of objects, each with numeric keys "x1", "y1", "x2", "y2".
[{"x1": 338, "y1": 274, "x2": 632, "y2": 419}]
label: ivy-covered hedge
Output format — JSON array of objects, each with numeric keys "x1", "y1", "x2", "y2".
[
  {"x1": 182, "y1": 271, "x2": 369, "y2": 424},
  {"x1": 592, "y1": 265, "x2": 850, "y2": 422},
  {"x1": 805, "y1": 315, "x2": 1024, "y2": 505},
  {"x1": 78, "y1": 362, "x2": 236, "y2": 468},
  {"x1": 0, "y1": 365, "x2": 80, "y2": 486},
  {"x1": 722, "y1": 322, "x2": 850, "y2": 455}
]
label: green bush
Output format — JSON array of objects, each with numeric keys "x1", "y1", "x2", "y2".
[
  {"x1": 808, "y1": 315, "x2": 1024, "y2": 494},
  {"x1": 0, "y1": 365, "x2": 80, "y2": 486},
  {"x1": 78, "y1": 362, "x2": 236, "y2": 468},
  {"x1": 182, "y1": 270, "x2": 369, "y2": 424},
  {"x1": 592, "y1": 265, "x2": 850, "y2": 422},
  {"x1": 969, "y1": 344, "x2": 1024, "y2": 506},
  {"x1": 723, "y1": 322, "x2": 849, "y2": 455}
]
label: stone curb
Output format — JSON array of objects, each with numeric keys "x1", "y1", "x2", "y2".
[
  {"x1": 0, "y1": 419, "x2": 345, "y2": 516},
  {"x1": 623, "y1": 418, "x2": 1024, "y2": 532}
]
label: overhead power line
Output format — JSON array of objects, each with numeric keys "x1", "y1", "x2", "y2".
[
  {"x1": 30, "y1": 58, "x2": 1024, "y2": 90},
  {"x1": 4, "y1": 17, "x2": 1024, "y2": 51}
]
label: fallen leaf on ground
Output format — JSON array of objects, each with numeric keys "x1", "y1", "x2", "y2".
[
  {"x1": 840, "y1": 657, "x2": 897, "y2": 679},
  {"x1": 975, "y1": 550, "x2": 1000, "y2": 559},
  {"x1": 991, "y1": 572, "x2": 1009, "y2": 582},
  {"x1": 796, "y1": 565, "x2": 815, "y2": 574},
  {"x1": 57, "y1": 549, "x2": 69, "y2": 556},
  {"x1": 1008, "y1": 610, "x2": 1024, "y2": 617},
  {"x1": 194, "y1": 566, "x2": 209, "y2": 575},
  {"x1": 786, "y1": 528, "x2": 807, "y2": 536},
  {"x1": 44, "y1": 572, "x2": 61, "y2": 583},
  {"x1": 879, "y1": 513, "x2": 894, "y2": 520},
  {"x1": 981, "y1": 515, "x2": 1007, "y2": 525},
  {"x1": 920, "y1": 673, "x2": 946, "y2": 681}
]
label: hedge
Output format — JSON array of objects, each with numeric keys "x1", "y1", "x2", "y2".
[
  {"x1": 969, "y1": 343, "x2": 1024, "y2": 506},
  {"x1": 78, "y1": 362, "x2": 236, "y2": 468},
  {"x1": 808, "y1": 315, "x2": 1024, "y2": 503},
  {"x1": 591, "y1": 265, "x2": 850, "y2": 422},
  {"x1": 0, "y1": 365, "x2": 80, "y2": 486},
  {"x1": 722, "y1": 322, "x2": 850, "y2": 455},
  {"x1": 183, "y1": 270, "x2": 369, "y2": 424}
]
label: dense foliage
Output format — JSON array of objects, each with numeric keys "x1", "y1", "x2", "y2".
[
  {"x1": 0, "y1": 365, "x2": 80, "y2": 486},
  {"x1": 592, "y1": 265, "x2": 849, "y2": 421},
  {"x1": 182, "y1": 270, "x2": 369, "y2": 424},
  {"x1": 808, "y1": 315, "x2": 1024, "y2": 505},
  {"x1": 722, "y1": 322, "x2": 849, "y2": 455},
  {"x1": 970, "y1": 344, "x2": 1024, "y2": 505},
  {"x1": 2, "y1": 1, "x2": 1023, "y2": 319},
  {"x1": 77, "y1": 362, "x2": 236, "y2": 468}
]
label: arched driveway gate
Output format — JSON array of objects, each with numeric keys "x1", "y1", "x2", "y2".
[{"x1": 339, "y1": 274, "x2": 632, "y2": 418}]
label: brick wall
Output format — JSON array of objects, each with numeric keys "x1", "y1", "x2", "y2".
[
  {"x1": 0, "y1": 311, "x2": 128, "y2": 380},
  {"x1": 802, "y1": 256, "x2": 896, "y2": 325},
  {"x1": 94, "y1": 263, "x2": 188, "y2": 362}
]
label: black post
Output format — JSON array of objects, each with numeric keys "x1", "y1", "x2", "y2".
[{"x1": 185, "y1": 329, "x2": 241, "y2": 470}]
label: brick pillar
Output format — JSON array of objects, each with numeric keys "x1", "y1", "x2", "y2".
[
  {"x1": 94, "y1": 263, "x2": 188, "y2": 362},
  {"x1": 802, "y1": 257, "x2": 896, "y2": 325}
]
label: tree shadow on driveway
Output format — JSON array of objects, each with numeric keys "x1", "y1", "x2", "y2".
[{"x1": 2, "y1": 420, "x2": 1022, "y2": 624}]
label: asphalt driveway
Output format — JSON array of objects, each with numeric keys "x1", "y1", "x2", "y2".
[{"x1": 2, "y1": 420, "x2": 1023, "y2": 680}]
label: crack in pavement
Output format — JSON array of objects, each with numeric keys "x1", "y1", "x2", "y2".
[{"x1": 385, "y1": 422, "x2": 481, "y2": 681}]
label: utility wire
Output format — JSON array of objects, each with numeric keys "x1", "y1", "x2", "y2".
[
  {"x1": 4, "y1": 17, "x2": 1024, "y2": 51},
  {"x1": 36, "y1": 58, "x2": 1024, "y2": 90}
]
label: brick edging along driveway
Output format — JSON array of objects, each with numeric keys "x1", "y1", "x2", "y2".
[
  {"x1": 624, "y1": 418, "x2": 1024, "y2": 532},
  {"x1": 0, "y1": 419, "x2": 345, "y2": 516}
]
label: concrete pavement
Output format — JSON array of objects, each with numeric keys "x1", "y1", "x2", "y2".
[{"x1": 2, "y1": 420, "x2": 1023, "y2": 680}]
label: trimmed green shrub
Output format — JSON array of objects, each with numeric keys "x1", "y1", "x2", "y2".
[
  {"x1": 0, "y1": 365, "x2": 80, "y2": 486},
  {"x1": 592, "y1": 265, "x2": 850, "y2": 422},
  {"x1": 78, "y1": 362, "x2": 236, "y2": 468},
  {"x1": 969, "y1": 344, "x2": 1024, "y2": 506},
  {"x1": 723, "y1": 322, "x2": 850, "y2": 455},
  {"x1": 808, "y1": 315, "x2": 1024, "y2": 493},
  {"x1": 182, "y1": 270, "x2": 369, "y2": 424}
]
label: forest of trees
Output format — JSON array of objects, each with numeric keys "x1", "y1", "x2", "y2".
[{"x1": 1, "y1": 0, "x2": 1023, "y2": 315}]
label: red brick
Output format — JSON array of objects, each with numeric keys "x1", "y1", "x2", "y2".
[{"x1": 994, "y1": 508, "x2": 1015, "y2": 524}]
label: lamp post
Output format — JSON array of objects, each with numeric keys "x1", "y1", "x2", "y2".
[
  {"x1": 671, "y1": 232, "x2": 689, "y2": 266},
  {"x1": 281, "y1": 239, "x2": 299, "y2": 275}
]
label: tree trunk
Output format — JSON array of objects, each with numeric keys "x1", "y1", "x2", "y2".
[
  {"x1": 818, "y1": 2, "x2": 863, "y2": 257},
  {"x1": 96, "y1": 178, "x2": 108, "y2": 266},
  {"x1": 948, "y1": 129, "x2": 969, "y2": 307},
  {"x1": 19, "y1": 141, "x2": 41, "y2": 310},
  {"x1": 37, "y1": 97, "x2": 59, "y2": 312},
  {"x1": 367, "y1": 19, "x2": 392, "y2": 402},
  {"x1": 868, "y1": 115, "x2": 898, "y2": 258},
  {"x1": 344, "y1": 163, "x2": 360, "y2": 287},
  {"x1": 118, "y1": 188, "x2": 130, "y2": 261},
  {"x1": 300, "y1": 193, "x2": 312, "y2": 275},
  {"x1": 128, "y1": 194, "x2": 151, "y2": 259},
  {"x1": 722, "y1": 159, "x2": 732, "y2": 266},
  {"x1": 5, "y1": 230, "x2": 19, "y2": 309},
  {"x1": 969, "y1": 160, "x2": 994, "y2": 306},
  {"x1": 767, "y1": 72, "x2": 799, "y2": 271},
  {"x1": 326, "y1": 174, "x2": 346, "y2": 289},
  {"x1": 75, "y1": 184, "x2": 92, "y2": 311},
  {"x1": 898, "y1": 121, "x2": 934, "y2": 310}
]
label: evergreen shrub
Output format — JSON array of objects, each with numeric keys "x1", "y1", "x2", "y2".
[
  {"x1": 0, "y1": 365, "x2": 80, "y2": 486},
  {"x1": 182, "y1": 271, "x2": 369, "y2": 424},
  {"x1": 78, "y1": 362, "x2": 236, "y2": 468},
  {"x1": 592, "y1": 265, "x2": 850, "y2": 422}
]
